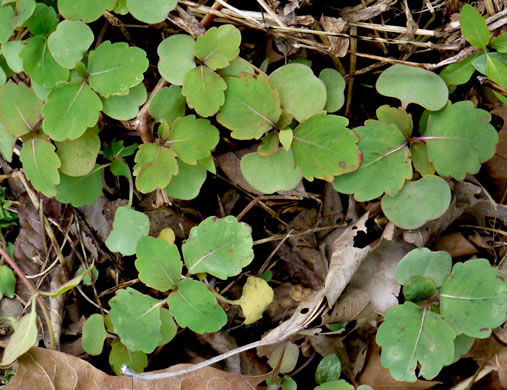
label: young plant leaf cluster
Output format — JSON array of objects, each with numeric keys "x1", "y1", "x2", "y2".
[
  {"x1": 440, "y1": 4, "x2": 507, "y2": 103},
  {"x1": 377, "y1": 248, "x2": 507, "y2": 382},
  {"x1": 84, "y1": 215, "x2": 273, "y2": 374}
]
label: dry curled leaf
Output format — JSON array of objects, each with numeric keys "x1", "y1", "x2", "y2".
[
  {"x1": 324, "y1": 288, "x2": 369, "y2": 324},
  {"x1": 3, "y1": 347, "x2": 268, "y2": 390}
]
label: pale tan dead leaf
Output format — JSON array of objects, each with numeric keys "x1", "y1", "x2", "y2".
[
  {"x1": 496, "y1": 346, "x2": 507, "y2": 388},
  {"x1": 324, "y1": 288, "x2": 370, "y2": 324},
  {"x1": 340, "y1": 0, "x2": 396, "y2": 22},
  {"x1": 324, "y1": 213, "x2": 371, "y2": 307},
  {"x1": 358, "y1": 344, "x2": 440, "y2": 389},
  {"x1": 3, "y1": 347, "x2": 268, "y2": 390},
  {"x1": 350, "y1": 240, "x2": 413, "y2": 315},
  {"x1": 432, "y1": 231, "x2": 478, "y2": 257},
  {"x1": 320, "y1": 16, "x2": 349, "y2": 57}
]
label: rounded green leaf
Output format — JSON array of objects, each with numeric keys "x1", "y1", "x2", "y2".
[
  {"x1": 195, "y1": 24, "x2": 241, "y2": 70},
  {"x1": 292, "y1": 114, "x2": 360, "y2": 181},
  {"x1": 105, "y1": 207, "x2": 150, "y2": 256},
  {"x1": 472, "y1": 52, "x2": 507, "y2": 75},
  {"x1": 269, "y1": 64, "x2": 327, "y2": 122},
  {"x1": 439, "y1": 52, "x2": 481, "y2": 86},
  {"x1": 168, "y1": 279, "x2": 227, "y2": 334},
  {"x1": 381, "y1": 175, "x2": 451, "y2": 230},
  {"x1": 157, "y1": 34, "x2": 196, "y2": 86},
  {"x1": 315, "y1": 354, "x2": 342, "y2": 385},
  {"x1": 315, "y1": 380, "x2": 354, "y2": 390},
  {"x1": 491, "y1": 34, "x2": 507, "y2": 53},
  {"x1": 240, "y1": 149, "x2": 302, "y2": 194},
  {"x1": 440, "y1": 259, "x2": 507, "y2": 338},
  {"x1": 376, "y1": 105, "x2": 412, "y2": 138},
  {"x1": 135, "y1": 236, "x2": 182, "y2": 292},
  {"x1": 58, "y1": 0, "x2": 116, "y2": 23},
  {"x1": 163, "y1": 160, "x2": 206, "y2": 200},
  {"x1": 20, "y1": 138, "x2": 61, "y2": 197},
  {"x1": 425, "y1": 101, "x2": 498, "y2": 180},
  {"x1": 133, "y1": 143, "x2": 178, "y2": 193},
  {"x1": 217, "y1": 74, "x2": 281, "y2": 140},
  {"x1": 376, "y1": 64, "x2": 448, "y2": 111},
  {"x1": 0, "y1": 265, "x2": 16, "y2": 298},
  {"x1": 0, "y1": 82, "x2": 42, "y2": 136},
  {"x1": 452, "y1": 335, "x2": 475, "y2": 364},
  {"x1": 113, "y1": 0, "x2": 128, "y2": 15},
  {"x1": 2, "y1": 300, "x2": 37, "y2": 365},
  {"x1": 21, "y1": 35, "x2": 69, "y2": 88},
  {"x1": 217, "y1": 57, "x2": 254, "y2": 77},
  {"x1": 333, "y1": 120, "x2": 412, "y2": 201},
  {"x1": 148, "y1": 85, "x2": 185, "y2": 125},
  {"x1": 2, "y1": 40, "x2": 25, "y2": 73},
  {"x1": 55, "y1": 167, "x2": 103, "y2": 207},
  {"x1": 395, "y1": 248, "x2": 452, "y2": 287},
  {"x1": 82, "y1": 314, "x2": 106, "y2": 355},
  {"x1": 182, "y1": 215, "x2": 254, "y2": 279},
  {"x1": 88, "y1": 41, "x2": 148, "y2": 98},
  {"x1": 159, "y1": 308, "x2": 177, "y2": 345},
  {"x1": 460, "y1": 4, "x2": 489, "y2": 48},
  {"x1": 57, "y1": 127, "x2": 100, "y2": 176},
  {"x1": 168, "y1": 115, "x2": 220, "y2": 165},
  {"x1": 403, "y1": 277, "x2": 437, "y2": 302},
  {"x1": 109, "y1": 339, "x2": 148, "y2": 376},
  {"x1": 182, "y1": 66, "x2": 226, "y2": 117},
  {"x1": 126, "y1": 0, "x2": 176, "y2": 24},
  {"x1": 376, "y1": 302, "x2": 456, "y2": 381},
  {"x1": 12, "y1": 0, "x2": 35, "y2": 28},
  {"x1": 319, "y1": 68, "x2": 345, "y2": 113},
  {"x1": 410, "y1": 142, "x2": 435, "y2": 176},
  {"x1": 0, "y1": 6, "x2": 15, "y2": 44},
  {"x1": 102, "y1": 83, "x2": 147, "y2": 120},
  {"x1": 0, "y1": 123, "x2": 15, "y2": 162},
  {"x1": 26, "y1": 3, "x2": 58, "y2": 35},
  {"x1": 109, "y1": 288, "x2": 162, "y2": 353},
  {"x1": 48, "y1": 20, "x2": 94, "y2": 69},
  {"x1": 42, "y1": 81, "x2": 102, "y2": 141}
]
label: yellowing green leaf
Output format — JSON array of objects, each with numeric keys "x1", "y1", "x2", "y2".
[{"x1": 235, "y1": 276, "x2": 273, "y2": 324}]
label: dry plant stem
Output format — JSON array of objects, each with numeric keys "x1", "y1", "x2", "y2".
[
  {"x1": 0, "y1": 245, "x2": 55, "y2": 349},
  {"x1": 121, "y1": 337, "x2": 279, "y2": 381},
  {"x1": 134, "y1": 78, "x2": 168, "y2": 144},
  {"x1": 200, "y1": 0, "x2": 226, "y2": 28}
]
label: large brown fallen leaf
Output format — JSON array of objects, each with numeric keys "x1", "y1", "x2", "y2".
[{"x1": 4, "y1": 347, "x2": 268, "y2": 390}]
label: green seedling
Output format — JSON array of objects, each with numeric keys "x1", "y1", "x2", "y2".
[{"x1": 377, "y1": 248, "x2": 507, "y2": 382}]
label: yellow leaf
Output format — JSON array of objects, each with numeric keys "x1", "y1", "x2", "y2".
[{"x1": 238, "y1": 276, "x2": 273, "y2": 324}]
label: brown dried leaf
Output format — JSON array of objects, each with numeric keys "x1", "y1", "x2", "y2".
[
  {"x1": 320, "y1": 16, "x2": 349, "y2": 57},
  {"x1": 358, "y1": 343, "x2": 440, "y2": 389},
  {"x1": 432, "y1": 231, "x2": 478, "y2": 258},
  {"x1": 3, "y1": 347, "x2": 267, "y2": 390},
  {"x1": 324, "y1": 288, "x2": 369, "y2": 324},
  {"x1": 340, "y1": 0, "x2": 396, "y2": 22}
]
